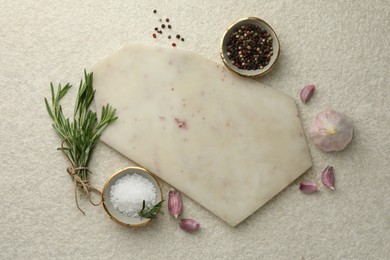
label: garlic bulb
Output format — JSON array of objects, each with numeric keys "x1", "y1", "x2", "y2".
[{"x1": 309, "y1": 109, "x2": 353, "y2": 152}]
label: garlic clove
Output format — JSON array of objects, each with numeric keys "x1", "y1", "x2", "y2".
[
  {"x1": 321, "y1": 166, "x2": 335, "y2": 190},
  {"x1": 309, "y1": 109, "x2": 354, "y2": 152},
  {"x1": 179, "y1": 219, "x2": 200, "y2": 233},
  {"x1": 168, "y1": 189, "x2": 183, "y2": 218},
  {"x1": 299, "y1": 180, "x2": 319, "y2": 193},
  {"x1": 300, "y1": 84, "x2": 315, "y2": 103}
]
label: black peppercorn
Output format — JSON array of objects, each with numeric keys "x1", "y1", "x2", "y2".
[
  {"x1": 153, "y1": 10, "x2": 157, "y2": 14},
  {"x1": 168, "y1": 25, "x2": 172, "y2": 29},
  {"x1": 166, "y1": 18, "x2": 169, "y2": 22},
  {"x1": 176, "y1": 34, "x2": 180, "y2": 39},
  {"x1": 162, "y1": 24, "x2": 165, "y2": 29},
  {"x1": 226, "y1": 24, "x2": 273, "y2": 70}
]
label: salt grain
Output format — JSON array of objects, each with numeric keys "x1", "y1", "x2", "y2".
[{"x1": 110, "y1": 173, "x2": 157, "y2": 217}]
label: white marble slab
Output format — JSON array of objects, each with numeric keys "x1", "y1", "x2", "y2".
[{"x1": 93, "y1": 45, "x2": 312, "y2": 226}]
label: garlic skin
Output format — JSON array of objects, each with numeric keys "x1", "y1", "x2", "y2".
[
  {"x1": 309, "y1": 109, "x2": 353, "y2": 152},
  {"x1": 168, "y1": 189, "x2": 183, "y2": 218},
  {"x1": 179, "y1": 219, "x2": 200, "y2": 233},
  {"x1": 321, "y1": 166, "x2": 335, "y2": 190},
  {"x1": 299, "y1": 180, "x2": 319, "y2": 193}
]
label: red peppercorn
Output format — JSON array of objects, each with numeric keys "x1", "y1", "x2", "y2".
[
  {"x1": 172, "y1": 43, "x2": 176, "y2": 47},
  {"x1": 152, "y1": 33, "x2": 156, "y2": 38}
]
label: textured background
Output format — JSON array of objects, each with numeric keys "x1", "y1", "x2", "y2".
[{"x1": 0, "y1": 0, "x2": 389, "y2": 259}]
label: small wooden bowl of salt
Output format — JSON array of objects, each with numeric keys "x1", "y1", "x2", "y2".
[{"x1": 102, "y1": 166, "x2": 162, "y2": 227}]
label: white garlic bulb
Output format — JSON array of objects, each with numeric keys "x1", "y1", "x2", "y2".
[{"x1": 309, "y1": 109, "x2": 354, "y2": 152}]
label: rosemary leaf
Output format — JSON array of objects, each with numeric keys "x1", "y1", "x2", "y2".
[{"x1": 138, "y1": 200, "x2": 164, "y2": 220}]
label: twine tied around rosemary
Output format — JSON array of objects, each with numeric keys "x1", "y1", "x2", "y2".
[
  {"x1": 61, "y1": 139, "x2": 102, "y2": 215},
  {"x1": 44, "y1": 71, "x2": 117, "y2": 215}
]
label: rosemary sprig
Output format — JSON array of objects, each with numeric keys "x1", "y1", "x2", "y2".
[
  {"x1": 138, "y1": 200, "x2": 164, "y2": 220},
  {"x1": 44, "y1": 70, "x2": 118, "y2": 181}
]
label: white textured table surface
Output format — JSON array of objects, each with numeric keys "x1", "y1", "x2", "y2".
[{"x1": 0, "y1": 0, "x2": 389, "y2": 259}]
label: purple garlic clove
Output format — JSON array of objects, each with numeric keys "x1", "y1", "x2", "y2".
[
  {"x1": 309, "y1": 109, "x2": 354, "y2": 152},
  {"x1": 179, "y1": 219, "x2": 200, "y2": 233},
  {"x1": 299, "y1": 180, "x2": 319, "y2": 194},
  {"x1": 321, "y1": 166, "x2": 335, "y2": 190},
  {"x1": 168, "y1": 189, "x2": 183, "y2": 218},
  {"x1": 300, "y1": 84, "x2": 315, "y2": 103}
]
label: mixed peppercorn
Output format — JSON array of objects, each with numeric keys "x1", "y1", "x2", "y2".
[
  {"x1": 226, "y1": 24, "x2": 273, "y2": 70},
  {"x1": 152, "y1": 10, "x2": 184, "y2": 47}
]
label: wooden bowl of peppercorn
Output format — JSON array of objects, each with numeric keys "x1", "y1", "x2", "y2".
[{"x1": 220, "y1": 17, "x2": 280, "y2": 77}]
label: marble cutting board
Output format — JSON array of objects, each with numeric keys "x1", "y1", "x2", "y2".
[{"x1": 93, "y1": 45, "x2": 312, "y2": 226}]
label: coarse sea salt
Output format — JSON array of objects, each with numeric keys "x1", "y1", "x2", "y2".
[{"x1": 110, "y1": 173, "x2": 157, "y2": 217}]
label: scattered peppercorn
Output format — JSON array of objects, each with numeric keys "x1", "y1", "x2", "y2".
[
  {"x1": 226, "y1": 24, "x2": 273, "y2": 70},
  {"x1": 151, "y1": 12, "x2": 185, "y2": 47}
]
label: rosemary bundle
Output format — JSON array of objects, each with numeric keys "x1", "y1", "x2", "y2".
[{"x1": 45, "y1": 70, "x2": 117, "y2": 214}]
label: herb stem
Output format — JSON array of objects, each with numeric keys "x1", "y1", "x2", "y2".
[{"x1": 138, "y1": 200, "x2": 164, "y2": 220}]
